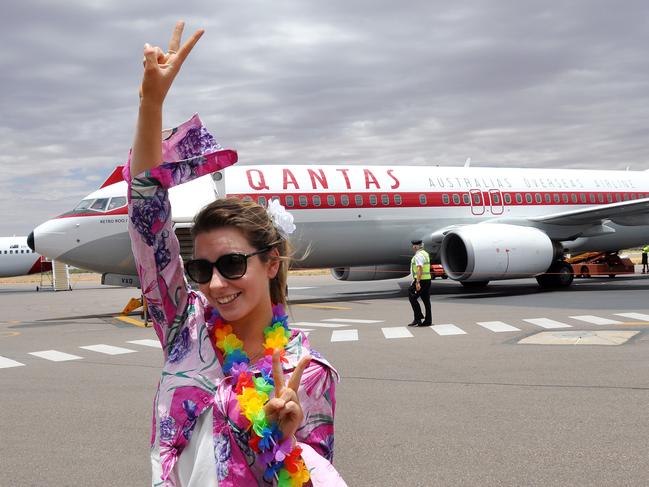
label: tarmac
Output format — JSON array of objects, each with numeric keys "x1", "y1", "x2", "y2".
[{"x1": 2, "y1": 272, "x2": 649, "y2": 486}]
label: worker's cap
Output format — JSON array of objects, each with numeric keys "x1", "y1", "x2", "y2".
[{"x1": 411, "y1": 239, "x2": 423, "y2": 245}]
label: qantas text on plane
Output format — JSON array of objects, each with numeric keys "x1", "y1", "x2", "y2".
[{"x1": 28, "y1": 164, "x2": 649, "y2": 288}]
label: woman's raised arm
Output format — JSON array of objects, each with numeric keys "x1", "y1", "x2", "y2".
[{"x1": 130, "y1": 21, "x2": 204, "y2": 178}]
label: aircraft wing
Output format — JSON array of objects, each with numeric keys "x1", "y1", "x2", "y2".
[{"x1": 529, "y1": 197, "x2": 649, "y2": 226}]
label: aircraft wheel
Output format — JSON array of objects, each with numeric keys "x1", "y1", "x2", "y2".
[
  {"x1": 608, "y1": 274, "x2": 616, "y2": 278},
  {"x1": 461, "y1": 280, "x2": 489, "y2": 289},
  {"x1": 537, "y1": 261, "x2": 574, "y2": 288}
]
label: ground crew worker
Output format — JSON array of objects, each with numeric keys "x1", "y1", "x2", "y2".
[
  {"x1": 408, "y1": 239, "x2": 432, "y2": 327},
  {"x1": 642, "y1": 245, "x2": 648, "y2": 273}
]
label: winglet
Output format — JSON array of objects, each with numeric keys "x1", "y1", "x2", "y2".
[{"x1": 99, "y1": 166, "x2": 125, "y2": 188}]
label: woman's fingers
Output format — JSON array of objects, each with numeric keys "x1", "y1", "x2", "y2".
[
  {"x1": 143, "y1": 44, "x2": 160, "y2": 70},
  {"x1": 173, "y1": 28, "x2": 204, "y2": 69},
  {"x1": 272, "y1": 351, "x2": 285, "y2": 398},
  {"x1": 287, "y1": 355, "x2": 312, "y2": 393},
  {"x1": 168, "y1": 20, "x2": 184, "y2": 53},
  {"x1": 278, "y1": 400, "x2": 302, "y2": 423}
]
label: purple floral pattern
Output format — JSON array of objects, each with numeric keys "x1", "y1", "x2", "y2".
[{"x1": 125, "y1": 115, "x2": 344, "y2": 486}]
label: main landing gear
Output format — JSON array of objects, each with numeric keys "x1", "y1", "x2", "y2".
[{"x1": 536, "y1": 260, "x2": 574, "y2": 289}]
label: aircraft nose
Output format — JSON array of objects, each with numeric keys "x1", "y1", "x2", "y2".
[{"x1": 27, "y1": 231, "x2": 35, "y2": 252}]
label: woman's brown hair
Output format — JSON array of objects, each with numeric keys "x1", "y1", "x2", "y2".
[{"x1": 191, "y1": 197, "x2": 290, "y2": 305}]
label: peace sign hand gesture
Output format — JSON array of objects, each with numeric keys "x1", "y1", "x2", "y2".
[
  {"x1": 264, "y1": 352, "x2": 312, "y2": 442},
  {"x1": 139, "y1": 21, "x2": 204, "y2": 105}
]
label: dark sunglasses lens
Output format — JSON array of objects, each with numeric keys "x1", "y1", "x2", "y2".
[
  {"x1": 186, "y1": 260, "x2": 213, "y2": 284},
  {"x1": 216, "y1": 254, "x2": 247, "y2": 279}
]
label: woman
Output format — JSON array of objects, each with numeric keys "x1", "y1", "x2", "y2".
[{"x1": 127, "y1": 21, "x2": 346, "y2": 486}]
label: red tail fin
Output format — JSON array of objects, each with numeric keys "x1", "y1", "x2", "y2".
[{"x1": 100, "y1": 166, "x2": 125, "y2": 188}]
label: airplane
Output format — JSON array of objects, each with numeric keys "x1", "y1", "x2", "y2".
[
  {"x1": 28, "y1": 162, "x2": 649, "y2": 289},
  {"x1": 0, "y1": 236, "x2": 51, "y2": 278}
]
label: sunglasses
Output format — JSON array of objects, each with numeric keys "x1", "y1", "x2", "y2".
[{"x1": 185, "y1": 247, "x2": 272, "y2": 283}]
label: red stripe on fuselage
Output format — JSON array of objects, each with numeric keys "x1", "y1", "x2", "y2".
[
  {"x1": 227, "y1": 190, "x2": 649, "y2": 210},
  {"x1": 56, "y1": 206, "x2": 129, "y2": 219}
]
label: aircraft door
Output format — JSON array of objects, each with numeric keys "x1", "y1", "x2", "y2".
[
  {"x1": 470, "y1": 189, "x2": 485, "y2": 215},
  {"x1": 488, "y1": 189, "x2": 504, "y2": 215}
]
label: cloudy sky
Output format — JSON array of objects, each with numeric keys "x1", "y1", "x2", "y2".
[{"x1": 2, "y1": 0, "x2": 649, "y2": 235}]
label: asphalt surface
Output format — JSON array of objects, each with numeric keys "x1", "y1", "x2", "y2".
[{"x1": 2, "y1": 273, "x2": 649, "y2": 486}]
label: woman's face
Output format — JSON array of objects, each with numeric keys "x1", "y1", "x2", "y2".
[{"x1": 194, "y1": 227, "x2": 279, "y2": 324}]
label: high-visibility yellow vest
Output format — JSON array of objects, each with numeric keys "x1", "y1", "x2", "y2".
[
  {"x1": 643, "y1": 245, "x2": 648, "y2": 253},
  {"x1": 411, "y1": 249, "x2": 431, "y2": 280}
]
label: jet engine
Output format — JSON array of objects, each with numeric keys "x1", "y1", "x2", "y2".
[
  {"x1": 440, "y1": 224, "x2": 557, "y2": 281},
  {"x1": 331, "y1": 265, "x2": 410, "y2": 281}
]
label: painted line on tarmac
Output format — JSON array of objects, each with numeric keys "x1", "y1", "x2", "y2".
[
  {"x1": 615, "y1": 312, "x2": 649, "y2": 321},
  {"x1": 0, "y1": 331, "x2": 20, "y2": 338},
  {"x1": 330, "y1": 329, "x2": 358, "y2": 342},
  {"x1": 321, "y1": 318, "x2": 383, "y2": 324},
  {"x1": 614, "y1": 322, "x2": 649, "y2": 326},
  {"x1": 0, "y1": 356, "x2": 25, "y2": 369},
  {"x1": 115, "y1": 316, "x2": 148, "y2": 328},
  {"x1": 127, "y1": 339, "x2": 161, "y2": 348},
  {"x1": 80, "y1": 344, "x2": 137, "y2": 355},
  {"x1": 29, "y1": 350, "x2": 83, "y2": 362}
]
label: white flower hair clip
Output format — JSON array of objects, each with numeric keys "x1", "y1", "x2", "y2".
[{"x1": 267, "y1": 199, "x2": 296, "y2": 238}]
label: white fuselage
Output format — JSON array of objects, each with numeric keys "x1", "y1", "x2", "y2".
[
  {"x1": 0, "y1": 236, "x2": 46, "y2": 277},
  {"x1": 30, "y1": 164, "x2": 649, "y2": 276}
]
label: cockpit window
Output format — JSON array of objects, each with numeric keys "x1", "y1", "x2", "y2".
[
  {"x1": 107, "y1": 197, "x2": 127, "y2": 211},
  {"x1": 75, "y1": 199, "x2": 94, "y2": 210},
  {"x1": 90, "y1": 198, "x2": 110, "y2": 211}
]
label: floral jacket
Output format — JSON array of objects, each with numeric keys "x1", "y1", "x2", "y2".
[{"x1": 125, "y1": 115, "x2": 342, "y2": 486}]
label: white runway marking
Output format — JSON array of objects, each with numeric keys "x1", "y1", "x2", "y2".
[
  {"x1": 330, "y1": 329, "x2": 358, "y2": 342},
  {"x1": 523, "y1": 318, "x2": 572, "y2": 329},
  {"x1": 614, "y1": 312, "x2": 649, "y2": 322},
  {"x1": 288, "y1": 287, "x2": 315, "y2": 290},
  {"x1": 381, "y1": 327, "x2": 413, "y2": 339},
  {"x1": 431, "y1": 324, "x2": 467, "y2": 336},
  {"x1": 29, "y1": 350, "x2": 83, "y2": 362},
  {"x1": 127, "y1": 339, "x2": 162, "y2": 348},
  {"x1": 570, "y1": 315, "x2": 623, "y2": 325},
  {"x1": 476, "y1": 321, "x2": 520, "y2": 333},
  {"x1": 292, "y1": 322, "x2": 348, "y2": 328},
  {"x1": 321, "y1": 318, "x2": 383, "y2": 324},
  {"x1": 79, "y1": 344, "x2": 137, "y2": 355},
  {"x1": 0, "y1": 356, "x2": 25, "y2": 369}
]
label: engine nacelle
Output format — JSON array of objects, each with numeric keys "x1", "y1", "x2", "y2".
[
  {"x1": 331, "y1": 265, "x2": 410, "y2": 281},
  {"x1": 440, "y1": 224, "x2": 556, "y2": 281}
]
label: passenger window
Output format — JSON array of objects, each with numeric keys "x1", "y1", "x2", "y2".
[
  {"x1": 355, "y1": 195, "x2": 363, "y2": 206},
  {"x1": 554, "y1": 194, "x2": 560, "y2": 203},
  {"x1": 589, "y1": 193, "x2": 595, "y2": 203},
  {"x1": 258, "y1": 196, "x2": 267, "y2": 207},
  {"x1": 515, "y1": 194, "x2": 522, "y2": 204},
  {"x1": 463, "y1": 194, "x2": 470, "y2": 205},
  {"x1": 492, "y1": 194, "x2": 501, "y2": 205},
  {"x1": 327, "y1": 195, "x2": 335, "y2": 206},
  {"x1": 606, "y1": 194, "x2": 612, "y2": 203},
  {"x1": 419, "y1": 194, "x2": 427, "y2": 205},
  {"x1": 623, "y1": 193, "x2": 629, "y2": 201},
  {"x1": 580, "y1": 194, "x2": 587, "y2": 203},
  {"x1": 381, "y1": 195, "x2": 389, "y2": 205},
  {"x1": 285, "y1": 195, "x2": 294, "y2": 207},
  {"x1": 571, "y1": 194, "x2": 578, "y2": 203},
  {"x1": 442, "y1": 194, "x2": 450, "y2": 205},
  {"x1": 615, "y1": 194, "x2": 621, "y2": 202},
  {"x1": 535, "y1": 193, "x2": 541, "y2": 204},
  {"x1": 504, "y1": 193, "x2": 512, "y2": 204},
  {"x1": 473, "y1": 193, "x2": 481, "y2": 204},
  {"x1": 341, "y1": 195, "x2": 349, "y2": 206},
  {"x1": 525, "y1": 194, "x2": 532, "y2": 204},
  {"x1": 452, "y1": 194, "x2": 460, "y2": 205},
  {"x1": 545, "y1": 194, "x2": 551, "y2": 203},
  {"x1": 369, "y1": 195, "x2": 377, "y2": 206},
  {"x1": 90, "y1": 198, "x2": 110, "y2": 211},
  {"x1": 394, "y1": 195, "x2": 402, "y2": 205},
  {"x1": 597, "y1": 193, "x2": 604, "y2": 203},
  {"x1": 107, "y1": 197, "x2": 127, "y2": 211},
  {"x1": 563, "y1": 194, "x2": 569, "y2": 203},
  {"x1": 312, "y1": 195, "x2": 321, "y2": 207},
  {"x1": 299, "y1": 195, "x2": 308, "y2": 207},
  {"x1": 243, "y1": 196, "x2": 253, "y2": 202}
]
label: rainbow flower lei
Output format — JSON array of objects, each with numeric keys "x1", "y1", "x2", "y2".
[{"x1": 210, "y1": 303, "x2": 310, "y2": 486}]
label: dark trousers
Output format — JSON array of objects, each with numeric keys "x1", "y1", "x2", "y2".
[{"x1": 408, "y1": 279, "x2": 432, "y2": 324}]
